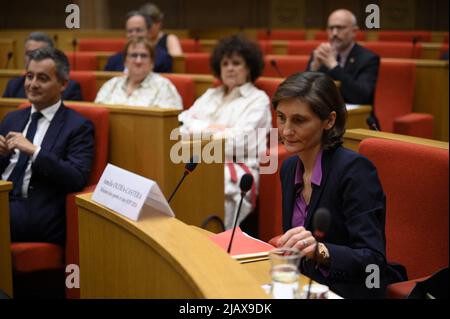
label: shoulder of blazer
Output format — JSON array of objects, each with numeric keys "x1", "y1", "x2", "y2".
[
  {"x1": 323, "y1": 146, "x2": 375, "y2": 177},
  {"x1": 280, "y1": 155, "x2": 298, "y2": 175},
  {"x1": 351, "y1": 43, "x2": 380, "y2": 63}
]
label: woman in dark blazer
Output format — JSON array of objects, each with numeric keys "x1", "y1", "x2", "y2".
[{"x1": 272, "y1": 72, "x2": 391, "y2": 298}]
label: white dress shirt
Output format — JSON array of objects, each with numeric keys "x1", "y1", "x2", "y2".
[
  {"x1": 94, "y1": 72, "x2": 183, "y2": 109},
  {"x1": 2, "y1": 101, "x2": 61, "y2": 197}
]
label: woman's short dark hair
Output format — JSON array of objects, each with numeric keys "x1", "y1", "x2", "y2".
[
  {"x1": 210, "y1": 35, "x2": 264, "y2": 83},
  {"x1": 26, "y1": 47, "x2": 70, "y2": 83},
  {"x1": 272, "y1": 72, "x2": 347, "y2": 150}
]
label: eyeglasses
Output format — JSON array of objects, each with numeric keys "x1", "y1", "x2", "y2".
[{"x1": 127, "y1": 53, "x2": 150, "y2": 60}]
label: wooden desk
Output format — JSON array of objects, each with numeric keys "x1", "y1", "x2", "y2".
[
  {"x1": 76, "y1": 192, "x2": 267, "y2": 298},
  {"x1": 0, "y1": 181, "x2": 13, "y2": 298},
  {"x1": 0, "y1": 98, "x2": 225, "y2": 230},
  {"x1": 343, "y1": 128, "x2": 449, "y2": 152},
  {"x1": 0, "y1": 39, "x2": 16, "y2": 69}
]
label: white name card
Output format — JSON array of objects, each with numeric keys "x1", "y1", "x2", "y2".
[{"x1": 92, "y1": 164, "x2": 174, "y2": 221}]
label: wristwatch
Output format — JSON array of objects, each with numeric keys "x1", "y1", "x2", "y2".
[{"x1": 318, "y1": 243, "x2": 330, "y2": 265}]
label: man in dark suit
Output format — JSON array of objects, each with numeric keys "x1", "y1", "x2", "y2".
[
  {"x1": 104, "y1": 11, "x2": 172, "y2": 73},
  {"x1": 0, "y1": 47, "x2": 94, "y2": 245},
  {"x1": 2, "y1": 32, "x2": 83, "y2": 101},
  {"x1": 307, "y1": 9, "x2": 380, "y2": 128}
]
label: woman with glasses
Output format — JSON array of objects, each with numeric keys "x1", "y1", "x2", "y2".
[{"x1": 95, "y1": 37, "x2": 182, "y2": 109}]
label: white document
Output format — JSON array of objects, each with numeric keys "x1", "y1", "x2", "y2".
[{"x1": 92, "y1": 164, "x2": 174, "y2": 221}]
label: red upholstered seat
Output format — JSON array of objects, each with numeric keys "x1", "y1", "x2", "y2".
[
  {"x1": 263, "y1": 55, "x2": 309, "y2": 78},
  {"x1": 386, "y1": 275, "x2": 431, "y2": 299},
  {"x1": 257, "y1": 40, "x2": 273, "y2": 55},
  {"x1": 69, "y1": 71, "x2": 97, "y2": 102},
  {"x1": 257, "y1": 29, "x2": 306, "y2": 41},
  {"x1": 184, "y1": 52, "x2": 211, "y2": 75},
  {"x1": 11, "y1": 243, "x2": 64, "y2": 273},
  {"x1": 258, "y1": 144, "x2": 292, "y2": 241},
  {"x1": 160, "y1": 73, "x2": 196, "y2": 108},
  {"x1": 286, "y1": 40, "x2": 321, "y2": 56},
  {"x1": 78, "y1": 38, "x2": 126, "y2": 52},
  {"x1": 314, "y1": 30, "x2": 365, "y2": 41},
  {"x1": 374, "y1": 59, "x2": 434, "y2": 138},
  {"x1": 363, "y1": 41, "x2": 422, "y2": 59},
  {"x1": 359, "y1": 138, "x2": 449, "y2": 298},
  {"x1": 180, "y1": 39, "x2": 202, "y2": 53},
  {"x1": 14, "y1": 102, "x2": 109, "y2": 298},
  {"x1": 377, "y1": 31, "x2": 432, "y2": 42},
  {"x1": 254, "y1": 77, "x2": 283, "y2": 128},
  {"x1": 65, "y1": 51, "x2": 99, "y2": 71}
]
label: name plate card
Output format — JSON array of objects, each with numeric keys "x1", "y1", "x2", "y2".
[{"x1": 92, "y1": 164, "x2": 174, "y2": 221}]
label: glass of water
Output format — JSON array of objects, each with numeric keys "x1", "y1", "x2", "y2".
[{"x1": 269, "y1": 248, "x2": 301, "y2": 299}]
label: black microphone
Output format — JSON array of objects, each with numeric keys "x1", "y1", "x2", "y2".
[
  {"x1": 270, "y1": 59, "x2": 283, "y2": 77},
  {"x1": 366, "y1": 117, "x2": 380, "y2": 131},
  {"x1": 227, "y1": 173, "x2": 253, "y2": 254},
  {"x1": 71, "y1": 38, "x2": 78, "y2": 70},
  {"x1": 306, "y1": 207, "x2": 331, "y2": 299},
  {"x1": 4, "y1": 52, "x2": 13, "y2": 69},
  {"x1": 167, "y1": 156, "x2": 199, "y2": 203}
]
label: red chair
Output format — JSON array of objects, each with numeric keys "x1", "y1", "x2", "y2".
[
  {"x1": 314, "y1": 30, "x2": 365, "y2": 41},
  {"x1": 180, "y1": 39, "x2": 202, "y2": 53},
  {"x1": 374, "y1": 59, "x2": 434, "y2": 138},
  {"x1": 358, "y1": 138, "x2": 448, "y2": 298},
  {"x1": 286, "y1": 40, "x2": 321, "y2": 55},
  {"x1": 65, "y1": 52, "x2": 99, "y2": 71},
  {"x1": 184, "y1": 53, "x2": 211, "y2": 75},
  {"x1": 363, "y1": 41, "x2": 422, "y2": 59},
  {"x1": 258, "y1": 143, "x2": 292, "y2": 241},
  {"x1": 263, "y1": 55, "x2": 309, "y2": 78},
  {"x1": 78, "y1": 38, "x2": 126, "y2": 52},
  {"x1": 377, "y1": 31, "x2": 432, "y2": 43},
  {"x1": 255, "y1": 77, "x2": 284, "y2": 128},
  {"x1": 257, "y1": 40, "x2": 273, "y2": 55},
  {"x1": 13, "y1": 103, "x2": 109, "y2": 299},
  {"x1": 160, "y1": 73, "x2": 196, "y2": 108},
  {"x1": 257, "y1": 29, "x2": 306, "y2": 41},
  {"x1": 69, "y1": 71, "x2": 97, "y2": 102}
]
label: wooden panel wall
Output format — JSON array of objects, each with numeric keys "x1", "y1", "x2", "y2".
[{"x1": 0, "y1": 0, "x2": 447, "y2": 30}]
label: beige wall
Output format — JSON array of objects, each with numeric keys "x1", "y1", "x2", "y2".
[{"x1": 0, "y1": 0, "x2": 448, "y2": 30}]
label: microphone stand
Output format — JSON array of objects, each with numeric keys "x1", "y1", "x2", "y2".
[
  {"x1": 226, "y1": 191, "x2": 246, "y2": 254},
  {"x1": 167, "y1": 170, "x2": 188, "y2": 203}
]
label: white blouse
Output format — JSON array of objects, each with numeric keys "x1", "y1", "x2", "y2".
[
  {"x1": 178, "y1": 82, "x2": 272, "y2": 167},
  {"x1": 95, "y1": 72, "x2": 183, "y2": 109}
]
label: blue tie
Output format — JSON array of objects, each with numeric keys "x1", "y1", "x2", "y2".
[{"x1": 8, "y1": 111, "x2": 43, "y2": 197}]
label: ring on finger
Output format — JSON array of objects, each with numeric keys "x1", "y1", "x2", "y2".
[{"x1": 302, "y1": 239, "x2": 308, "y2": 247}]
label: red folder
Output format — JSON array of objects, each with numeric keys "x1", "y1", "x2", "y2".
[{"x1": 208, "y1": 227, "x2": 275, "y2": 260}]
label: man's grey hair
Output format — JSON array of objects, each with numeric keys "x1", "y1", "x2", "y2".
[
  {"x1": 25, "y1": 31, "x2": 54, "y2": 48},
  {"x1": 26, "y1": 47, "x2": 70, "y2": 83}
]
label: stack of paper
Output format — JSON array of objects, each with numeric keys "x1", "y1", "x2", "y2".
[{"x1": 209, "y1": 227, "x2": 276, "y2": 263}]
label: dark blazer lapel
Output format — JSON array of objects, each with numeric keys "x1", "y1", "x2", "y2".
[
  {"x1": 0, "y1": 107, "x2": 30, "y2": 171},
  {"x1": 40, "y1": 104, "x2": 66, "y2": 152},
  {"x1": 343, "y1": 43, "x2": 360, "y2": 72},
  {"x1": 16, "y1": 107, "x2": 32, "y2": 132},
  {"x1": 304, "y1": 149, "x2": 333, "y2": 230},
  {"x1": 282, "y1": 157, "x2": 298, "y2": 231}
]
